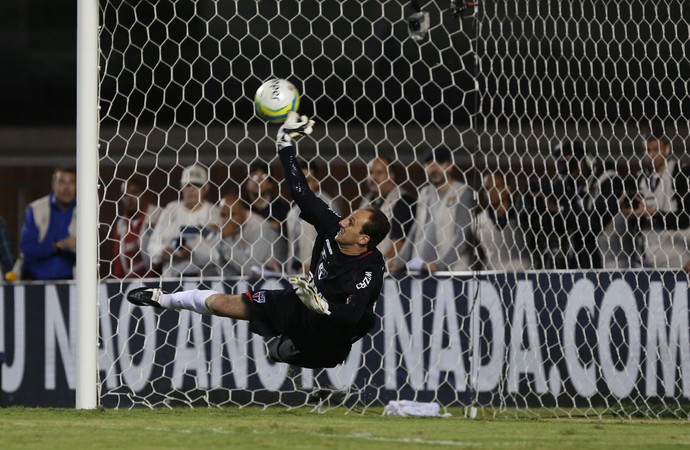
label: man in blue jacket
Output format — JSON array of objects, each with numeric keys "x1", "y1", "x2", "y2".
[{"x1": 19, "y1": 166, "x2": 77, "y2": 280}]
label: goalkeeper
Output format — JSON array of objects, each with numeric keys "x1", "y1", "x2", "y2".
[{"x1": 127, "y1": 112, "x2": 391, "y2": 368}]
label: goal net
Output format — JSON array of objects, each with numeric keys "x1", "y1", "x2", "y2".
[{"x1": 96, "y1": 0, "x2": 690, "y2": 417}]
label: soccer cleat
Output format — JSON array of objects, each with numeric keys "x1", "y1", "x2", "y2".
[{"x1": 127, "y1": 287, "x2": 164, "y2": 309}]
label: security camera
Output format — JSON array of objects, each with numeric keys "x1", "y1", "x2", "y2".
[{"x1": 408, "y1": 11, "x2": 430, "y2": 41}]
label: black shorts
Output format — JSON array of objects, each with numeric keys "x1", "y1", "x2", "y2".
[
  {"x1": 265, "y1": 335, "x2": 350, "y2": 369},
  {"x1": 244, "y1": 288, "x2": 352, "y2": 368}
]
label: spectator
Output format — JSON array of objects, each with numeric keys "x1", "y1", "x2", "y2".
[
  {"x1": 19, "y1": 166, "x2": 77, "y2": 280},
  {"x1": 591, "y1": 157, "x2": 627, "y2": 269},
  {"x1": 111, "y1": 177, "x2": 160, "y2": 278},
  {"x1": 358, "y1": 155, "x2": 416, "y2": 265},
  {"x1": 212, "y1": 194, "x2": 280, "y2": 276},
  {"x1": 244, "y1": 160, "x2": 291, "y2": 267},
  {"x1": 615, "y1": 130, "x2": 690, "y2": 269},
  {"x1": 395, "y1": 148, "x2": 476, "y2": 273},
  {"x1": 521, "y1": 140, "x2": 623, "y2": 269},
  {"x1": 476, "y1": 171, "x2": 529, "y2": 271},
  {"x1": 0, "y1": 216, "x2": 16, "y2": 278},
  {"x1": 576, "y1": 152, "x2": 626, "y2": 269},
  {"x1": 286, "y1": 159, "x2": 341, "y2": 274},
  {"x1": 146, "y1": 164, "x2": 221, "y2": 278}
]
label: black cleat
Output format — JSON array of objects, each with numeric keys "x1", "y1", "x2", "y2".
[{"x1": 127, "y1": 287, "x2": 164, "y2": 309}]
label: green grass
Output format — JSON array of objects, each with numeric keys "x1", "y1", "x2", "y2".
[{"x1": 1, "y1": 407, "x2": 689, "y2": 449}]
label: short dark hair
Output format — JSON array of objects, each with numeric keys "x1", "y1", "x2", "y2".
[
  {"x1": 423, "y1": 147, "x2": 453, "y2": 164},
  {"x1": 222, "y1": 193, "x2": 250, "y2": 211},
  {"x1": 125, "y1": 175, "x2": 147, "y2": 193},
  {"x1": 247, "y1": 160, "x2": 275, "y2": 188},
  {"x1": 249, "y1": 160, "x2": 269, "y2": 175},
  {"x1": 361, "y1": 207, "x2": 391, "y2": 250},
  {"x1": 53, "y1": 166, "x2": 76, "y2": 181},
  {"x1": 646, "y1": 126, "x2": 672, "y2": 146}
]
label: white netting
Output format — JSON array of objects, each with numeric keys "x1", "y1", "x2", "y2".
[
  {"x1": 97, "y1": 0, "x2": 690, "y2": 417},
  {"x1": 478, "y1": 1, "x2": 690, "y2": 272}
]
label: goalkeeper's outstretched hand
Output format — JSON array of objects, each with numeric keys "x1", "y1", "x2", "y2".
[
  {"x1": 277, "y1": 111, "x2": 315, "y2": 145},
  {"x1": 289, "y1": 277, "x2": 331, "y2": 315}
]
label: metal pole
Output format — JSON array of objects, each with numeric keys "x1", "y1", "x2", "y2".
[{"x1": 75, "y1": 0, "x2": 99, "y2": 409}]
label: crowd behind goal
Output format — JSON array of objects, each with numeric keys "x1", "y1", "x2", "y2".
[{"x1": 7, "y1": 124, "x2": 690, "y2": 282}]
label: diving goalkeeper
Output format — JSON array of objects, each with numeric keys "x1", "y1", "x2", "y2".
[{"x1": 127, "y1": 112, "x2": 391, "y2": 368}]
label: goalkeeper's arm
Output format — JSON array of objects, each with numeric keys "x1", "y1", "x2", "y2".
[{"x1": 276, "y1": 114, "x2": 337, "y2": 228}]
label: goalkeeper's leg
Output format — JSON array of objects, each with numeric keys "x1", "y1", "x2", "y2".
[
  {"x1": 127, "y1": 287, "x2": 249, "y2": 319},
  {"x1": 204, "y1": 293, "x2": 250, "y2": 319}
]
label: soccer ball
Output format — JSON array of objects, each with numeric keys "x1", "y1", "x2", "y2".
[{"x1": 254, "y1": 78, "x2": 300, "y2": 123}]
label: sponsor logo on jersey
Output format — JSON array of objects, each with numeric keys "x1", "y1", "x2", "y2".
[
  {"x1": 252, "y1": 291, "x2": 266, "y2": 303},
  {"x1": 317, "y1": 262, "x2": 328, "y2": 280},
  {"x1": 446, "y1": 196, "x2": 458, "y2": 207},
  {"x1": 356, "y1": 271, "x2": 372, "y2": 289}
]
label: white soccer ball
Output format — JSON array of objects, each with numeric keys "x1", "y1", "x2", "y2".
[{"x1": 254, "y1": 78, "x2": 301, "y2": 124}]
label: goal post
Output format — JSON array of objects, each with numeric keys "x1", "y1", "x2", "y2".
[{"x1": 76, "y1": 0, "x2": 99, "y2": 410}]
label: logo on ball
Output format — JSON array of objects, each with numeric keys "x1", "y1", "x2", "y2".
[{"x1": 254, "y1": 78, "x2": 300, "y2": 124}]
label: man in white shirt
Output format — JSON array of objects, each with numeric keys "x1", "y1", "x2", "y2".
[
  {"x1": 244, "y1": 160, "x2": 291, "y2": 267},
  {"x1": 395, "y1": 148, "x2": 477, "y2": 273},
  {"x1": 476, "y1": 172, "x2": 529, "y2": 271},
  {"x1": 619, "y1": 131, "x2": 690, "y2": 269},
  {"x1": 358, "y1": 155, "x2": 416, "y2": 266},
  {"x1": 147, "y1": 164, "x2": 221, "y2": 278},
  {"x1": 213, "y1": 193, "x2": 280, "y2": 277}
]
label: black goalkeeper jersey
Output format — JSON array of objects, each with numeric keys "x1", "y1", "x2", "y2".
[{"x1": 278, "y1": 144, "x2": 386, "y2": 341}]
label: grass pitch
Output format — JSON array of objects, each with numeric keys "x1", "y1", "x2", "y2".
[{"x1": 1, "y1": 407, "x2": 689, "y2": 449}]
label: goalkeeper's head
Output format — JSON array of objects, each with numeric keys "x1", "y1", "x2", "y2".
[
  {"x1": 360, "y1": 207, "x2": 391, "y2": 251},
  {"x1": 336, "y1": 207, "x2": 391, "y2": 253}
]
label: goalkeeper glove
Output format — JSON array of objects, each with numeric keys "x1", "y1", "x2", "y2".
[
  {"x1": 289, "y1": 277, "x2": 331, "y2": 315},
  {"x1": 277, "y1": 111, "x2": 315, "y2": 145}
]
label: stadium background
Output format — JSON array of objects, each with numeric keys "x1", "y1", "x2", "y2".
[
  {"x1": 2, "y1": 1, "x2": 687, "y2": 281},
  {"x1": 0, "y1": 0, "x2": 689, "y2": 412}
]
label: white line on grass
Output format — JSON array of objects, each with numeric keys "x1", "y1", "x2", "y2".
[{"x1": 310, "y1": 431, "x2": 528, "y2": 447}]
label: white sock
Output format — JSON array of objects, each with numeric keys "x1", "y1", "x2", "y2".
[{"x1": 160, "y1": 289, "x2": 216, "y2": 315}]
